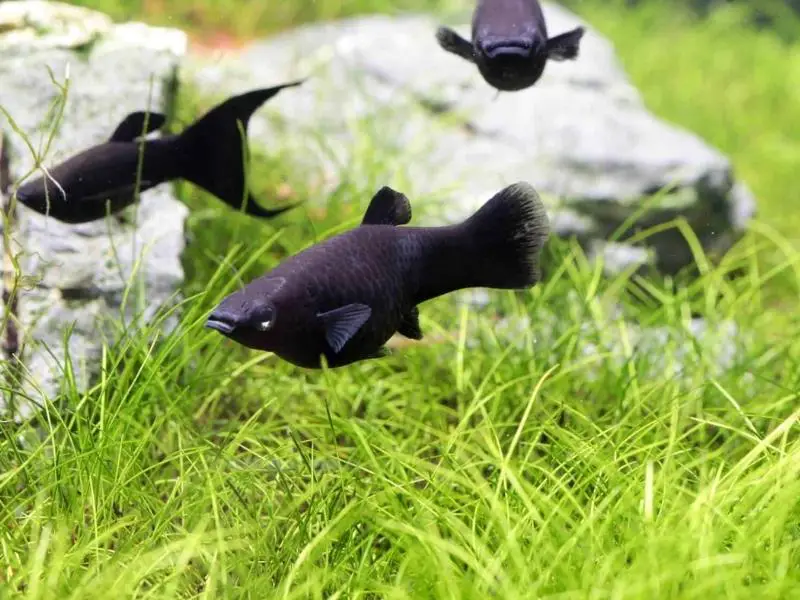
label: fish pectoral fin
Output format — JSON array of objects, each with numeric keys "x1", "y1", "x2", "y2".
[
  {"x1": 435, "y1": 26, "x2": 475, "y2": 62},
  {"x1": 317, "y1": 303, "x2": 372, "y2": 354},
  {"x1": 546, "y1": 27, "x2": 585, "y2": 61},
  {"x1": 397, "y1": 306, "x2": 423, "y2": 340},
  {"x1": 109, "y1": 111, "x2": 167, "y2": 142},
  {"x1": 361, "y1": 186, "x2": 412, "y2": 226}
]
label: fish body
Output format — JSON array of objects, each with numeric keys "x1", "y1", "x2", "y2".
[
  {"x1": 13, "y1": 133, "x2": 177, "y2": 223},
  {"x1": 205, "y1": 182, "x2": 550, "y2": 369},
  {"x1": 436, "y1": 0, "x2": 585, "y2": 92},
  {"x1": 13, "y1": 81, "x2": 304, "y2": 224}
]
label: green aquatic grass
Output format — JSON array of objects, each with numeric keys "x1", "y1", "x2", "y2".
[
  {"x1": 2, "y1": 76, "x2": 800, "y2": 598},
  {"x1": 0, "y1": 206, "x2": 798, "y2": 598}
]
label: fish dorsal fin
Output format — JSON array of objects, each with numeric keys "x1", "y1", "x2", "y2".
[
  {"x1": 546, "y1": 27, "x2": 585, "y2": 61},
  {"x1": 109, "y1": 111, "x2": 167, "y2": 142},
  {"x1": 397, "y1": 306, "x2": 423, "y2": 340},
  {"x1": 435, "y1": 26, "x2": 476, "y2": 63},
  {"x1": 361, "y1": 186, "x2": 412, "y2": 226},
  {"x1": 317, "y1": 303, "x2": 372, "y2": 353}
]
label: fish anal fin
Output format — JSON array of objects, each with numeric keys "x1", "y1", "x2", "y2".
[
  {"x1": 546, "y1": 27, "x2": 585, "y2": 61},
  {"x1": 435, "y1": 26, "x2": 476, "y2": 63},
  {"x1": 318, "y1": 303, "x2": 372, "y2": 353},
  {"x1": 361, "y1": 186, "x2": 412, "y2": 226},
  {"x1": 397, "y1": 306, "x2": 423, "y2": 340},
  {"x1": 109, "y1": 111, "x2": 167, "y2": 142}
]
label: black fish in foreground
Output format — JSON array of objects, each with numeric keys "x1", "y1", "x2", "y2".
[
  {"x1": 13, "y1": 81, "x2": 304, "y2": 224},
  {"x1": 205, "y1": 181, "x2": 550, "y2": 369},
  {"x1": 435, "y1": 0, "x2": 584, "y2": 92}
]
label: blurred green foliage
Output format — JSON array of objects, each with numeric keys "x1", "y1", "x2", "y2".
[
  {"x1": 68, "y1": 0, "x2": 800, "y2": 40},
  {"x1": 68, "y1": 0, "x2": 463, "y2": 38}
]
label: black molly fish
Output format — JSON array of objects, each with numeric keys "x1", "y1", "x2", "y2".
[
  {"x1": 205, "y1": 181, "x2": 551, "y2": 369},
  {"x1": 12, "y1": 81, "x2": 304, "y2": 224},
  {"x1": 435, "y1": 0, "x2": 585, "y2": 92}
]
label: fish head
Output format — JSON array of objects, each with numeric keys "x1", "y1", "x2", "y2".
[
  {"x1": 205, "y1": 276, "x2": 287, "y2": 352},
  {"x1": 11, "y1": 142, "x2": 134, "y2": 213},
  {"x1": 13, "y1": 182, "x2": 34, "y2": 204},
  {"x1": 13, "y1": 175, "x2": 52, "y2": 211},
  {"x1": 474, "y1": 35, "x2": 548, "y2": 92}
]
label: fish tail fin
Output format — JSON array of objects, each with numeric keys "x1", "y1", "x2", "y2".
[
  {"x1": 461, "y1": 182, "x2": 550, "y2": 289},
  {"x1": 176, "y1": 80, "x2": 304, "y2": 218}
]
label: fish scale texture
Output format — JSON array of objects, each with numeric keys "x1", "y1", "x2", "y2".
[{"x1": 264, "y1": 227, "x2": 419, "y2": 367}]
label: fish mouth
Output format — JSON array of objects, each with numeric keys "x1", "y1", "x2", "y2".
[
  {"x1": 481, "y1": 38, "x2": 532, "y2": 59},
  {"x1": 205, "y1": 316, "x2": 236, "y2": 335},
  {"x1": 13, "y1": 187, "x2": 31, "y2": 203},
  {"x1": 486, "y1": 46, "x2": 531, "y2": 59}
]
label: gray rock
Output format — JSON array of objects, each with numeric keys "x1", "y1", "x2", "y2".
[
  {"x1": 0, "y1": 1, "x2": 189, "y2": 417},
  {"x1": 186, "y1": 4, "x2": 756, "y2": 275},
  {"x1": 472, "y1": 291, "x2": 748, "y2": 383}
]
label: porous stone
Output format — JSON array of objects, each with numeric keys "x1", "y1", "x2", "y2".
[
  {"x1": 186, "y1": 3, "x2": 756, "y2": 276},
  {"x1": 0, "y1": 0, "x2": 189, "y2": 416}
]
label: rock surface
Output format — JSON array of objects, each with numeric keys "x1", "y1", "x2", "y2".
[
  {"x1": 0, "y1": 1, "x2": 188, "y2": 416},
  {"x1": 486, "y1": 302, "x2": 746, "y2": 383},
  {"x1": 187, "y1": 3, "x2": 756, "y2": 275}
]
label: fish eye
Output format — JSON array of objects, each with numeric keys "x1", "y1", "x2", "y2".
[{"x1": 254, "y1": 306, "x2": 275, "y2": 332}]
